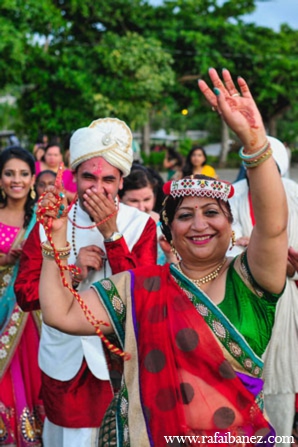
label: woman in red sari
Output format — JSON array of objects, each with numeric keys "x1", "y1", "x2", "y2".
[{"x1": 37, "y1": 68, "x2": 288, "y2": 447}]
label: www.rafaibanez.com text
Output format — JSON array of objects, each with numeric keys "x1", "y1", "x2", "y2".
[{"x1": 164, "y1": 433, "x2": 294, "y2": 444}]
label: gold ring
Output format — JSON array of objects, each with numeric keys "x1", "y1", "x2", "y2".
[{"x1": 232, "y1": 92, "x2": 240, "y2": 97}]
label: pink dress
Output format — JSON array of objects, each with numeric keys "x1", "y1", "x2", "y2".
[
  {"x1": 62, "y1": 169, "x2": 77, "y2": 194},
  {"x1": 0, "y1": 222, "x2": 44, "y2": 446},
  {"x1": 34, "y1": 161, "x2": 42, "y2": 176},
  {"x1": 34, "y1": 162, "x2": 77, "y2": 194}
]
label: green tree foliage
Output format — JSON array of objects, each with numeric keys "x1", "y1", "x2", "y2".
[
  {"x1": 93, "y1": 31, "x2": 174, "y2": 129},
  {"x1": 1, "y1": 0, "x2": 298, "y2": 152},
  {"x1": 142, "y1": 0, "x2": 298, "y2": 146},
  {"x1": 17, "y1": 0, "x2": 175, "y2": 142}
]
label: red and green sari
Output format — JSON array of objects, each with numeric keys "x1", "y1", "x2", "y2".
[{"x1": 93, "y1": 254, "x2": 281, "y2": 447}]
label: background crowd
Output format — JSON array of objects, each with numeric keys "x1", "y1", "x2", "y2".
[{"x1": 0, "y1": 102, "x2": 297, "y2": 446}]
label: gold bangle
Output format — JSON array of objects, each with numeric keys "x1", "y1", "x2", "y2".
[
  {"x1": 41, "y1": 241, "x2": 71, "y2": 252},
  {"x1": 41, "y1": 247, "x2": 71, "y2": 256},
  {"x1": 41, "y1": 241, "x2": 71, "y2": 259},
  {"x1": 42, "y1": 249, "x2": 70, "y2": 259},
  {"x1": 245, "y1": 147, "x2": 272, "y2": 164},
  {"x1": 239, "y1": 140, "x2": 269, "y2": 160},
  {"x1": 242, "y1": 147, "x2": 273, "y2": 168},
  {"x1": 42, "y1": 251, "x2": 70, "y2": 259}
]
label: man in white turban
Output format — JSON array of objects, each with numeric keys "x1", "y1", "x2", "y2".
[
  {"x1": 15, "y1": 117, "x2": 157, "y2": 447},
  {"x1": 70, "y1": 117, "x2": 133, "y2": 177}
]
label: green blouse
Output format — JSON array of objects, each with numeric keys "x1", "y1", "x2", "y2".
[{"x1": 218, "y1": 255, "x2": 282, "y2": 358}]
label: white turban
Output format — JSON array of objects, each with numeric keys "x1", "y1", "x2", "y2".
[
  {"x1": 70, "y1": 117, "x2": 133, "y2": 177},
  {"x1": 267, "y1": 136, "x2": 289, "y2": 177}
]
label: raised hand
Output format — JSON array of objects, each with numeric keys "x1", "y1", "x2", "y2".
[
  {"x1": 82, "y1": 188, "x2": 118, "y2": 239},
  {"x1": 37, "y1": 162, "x2": 68, "y2": 234},
  {"x1": 3, "y1": 248, "x2": 22, "y2": 265},
  {"x1": 75, "y1": 245, "x2": 106, "y2": 280},
  {"x1": 198, "y1": 68, "x2": 267, "y2": 151}
]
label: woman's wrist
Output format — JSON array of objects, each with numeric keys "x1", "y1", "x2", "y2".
[
  {"x1": 239, "y1": 131, "x2": 268, "y2": 154},
  {"x1": 47, "y1": 226, "x2": 68, "y2": 247},
  {"x1": 45, "y1": 238, "x2": 68, "y2": 249},
  {"x1": 239, "y1": 139, "x2": 272, "y2": 169},
  {"x1": 42, "y1": 241, "x2": 71, "y2": 260}
]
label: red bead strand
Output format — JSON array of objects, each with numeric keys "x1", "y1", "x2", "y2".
[{"x1": 36, "y1": 193, "x2": 130, "y2": 360}]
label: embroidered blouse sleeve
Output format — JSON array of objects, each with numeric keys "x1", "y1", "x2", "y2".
[{"x1": 91, "y1": 271, "x2": 131, "y2": 346}]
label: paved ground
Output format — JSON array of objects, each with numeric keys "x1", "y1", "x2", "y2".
[
  {"x1": 159, "y1": 166, "x2": 298, "y2": 183},
  {"x1": 217, "y1": 166, "x2": 298, "y2": 183}
]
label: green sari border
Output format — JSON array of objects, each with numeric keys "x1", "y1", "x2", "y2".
[
  {"x1": 91, "y1": 280, "x2": 125, "y2": 349},
  {"x1": 170, "y1": 263, "x2": 263, "y2": 377},
  {"x1": 93, "y1": 279, "x2": 130, "y2": 447}
]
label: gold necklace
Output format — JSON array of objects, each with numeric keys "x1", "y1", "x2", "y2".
[{"x1": 175, "y1": 258, "x2": 227, "y2": 287}]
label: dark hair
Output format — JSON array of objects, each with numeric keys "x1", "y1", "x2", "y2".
[
  {"x1": 182, "y1": 146, "x2": 207, "y2": 177},
  {"x1": 145, "y1": 166, "x2": 165, "y2": 213},
  {"x1": 35, "y1": 133, "x2": 48, "y2": 145},
  {"x1": 0, "y1": 146, "x2": 36, "y2": 228},
  {"x1": 40, "y1": 141, "x2": 62, "y2": 164},
  {"x1": 166, "y1": 147, "x2": 183, "y2": 167},
  {"x1": 44, "y1": 141, "x2": 62, "y2": 153},
  {"x1": 160, "y1": 175, "x2": 233, "y2": 243},
  {"x1": 118, "y1": 166, "x2": 159, "y2": 208},
  {"x1": 119, "y1": 163, "x2": 166, "y2": 213},
  {"x1": 35, "y1": 169, "x2": 57, "y2": 184}
]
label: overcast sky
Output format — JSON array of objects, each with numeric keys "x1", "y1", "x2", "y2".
[
  {"x1": 241, "y1": 0, "x2": 298, "y2": 31},
  {"x1": 150, "y1": 0, "x2": 298, "y2": 31}
]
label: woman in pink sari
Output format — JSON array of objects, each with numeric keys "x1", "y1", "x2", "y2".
[{"x1": 0, "y1": 146, "x2": 44, "y2": 446}]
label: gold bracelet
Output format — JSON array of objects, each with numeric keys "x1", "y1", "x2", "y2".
[
  {"x1": 239, "y1": 139, "x2": 269, "y2": 160},
  {"x1": 42, "y1": 251, "x2": 70, "y2": 260},
  {"x1": 41, "y1": 241, "x2": 71, "y2": 259},
  {"x1": 243, "y1": 146, "x2": 272, "y2": 163},
  {"x1": 242, "y1": 147, "x2": 273, "y2": 169},
  {"x1": 41, "y1": 241, "x2": 71, "y2": 252}
]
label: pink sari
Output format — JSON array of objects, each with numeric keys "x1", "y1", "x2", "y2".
[{"x1": 0, "y1": 221, "x2": 44, "y2": 446}]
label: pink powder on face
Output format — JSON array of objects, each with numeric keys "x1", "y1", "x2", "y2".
[{"x1": 81, "y1": 158, "x2": 104, "y2": 176}]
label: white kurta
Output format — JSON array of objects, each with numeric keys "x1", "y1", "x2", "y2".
[{"x1": 39, "y1": 202, "x2": 151, "y2": 447}]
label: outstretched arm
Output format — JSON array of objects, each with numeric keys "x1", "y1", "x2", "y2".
[
  {"x1": 199, "y1": 68, "x2": 288, "y2": 294},
  {"x1": 38, "y1": 180, "x2": 113, "y2": 335},
  {"x1": 39, "y1": 249, "x2": 112, "y2": 335}
]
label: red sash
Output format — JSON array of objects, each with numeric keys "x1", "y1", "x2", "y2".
[{"x1": 132, "y1": 264, "x2": 270, "y2": 445}]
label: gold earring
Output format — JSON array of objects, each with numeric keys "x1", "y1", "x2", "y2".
[
  {"x1": 170, "y1": 241, "x2": 180, "y2": 261},
  {"x1": 229, "y1": 231, "x2": 236, "y2": 250},
  {"x1": 1, "y1": 188, "x2": 6, "y2": 200},
  {"x1": 162, "y1": 209, "x2": 169, "y2": 226},
  {"x1": 30, "y1": 186, "x2": 36, "y2": 200}
]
